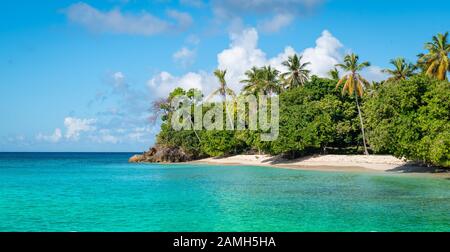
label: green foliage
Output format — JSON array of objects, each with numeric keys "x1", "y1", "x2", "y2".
[
  {"x1": 155, "y1": 88, "x2": 205, "y2": 158},
  {"x1": 200, "y1": 130, "x2": 245, "y2": 157},
  {"x1": 157, "y1": 122, "x2": 203, "y2": 156},
  {"x1": 364, "y1": 75, "x2": 450, "y2": 167},
  {"x1": 270, "y1": 76, "x2": 361, "y2": 156}
]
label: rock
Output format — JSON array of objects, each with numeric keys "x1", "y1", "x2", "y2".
[
  {"x1": 129, "y1": 145, "x2": 194, "y2": 163},
  {"x1": 129, "y1": 154, "x2": 145, "y2": 163}
]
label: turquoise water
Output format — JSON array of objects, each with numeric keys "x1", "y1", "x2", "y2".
[{"x1": 0, "y1": 153, "x2": 449, "y2": 232}]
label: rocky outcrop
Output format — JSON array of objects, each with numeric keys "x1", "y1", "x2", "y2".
[{"x1": 129, "y1": 145, "x2": 194, "y2": 163}]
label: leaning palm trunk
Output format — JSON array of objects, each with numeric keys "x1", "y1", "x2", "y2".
[{"x1": 354, "y1": 93, "x2": 369, "y2": 155}]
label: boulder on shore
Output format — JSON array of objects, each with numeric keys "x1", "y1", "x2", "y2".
[{"x1": 129, "y1": 145, "x2": 193, "y2": 163}]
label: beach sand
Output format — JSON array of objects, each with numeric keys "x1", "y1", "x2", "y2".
[{"x1": 191, "y1": 154, "x2": 448, "y2": 174}]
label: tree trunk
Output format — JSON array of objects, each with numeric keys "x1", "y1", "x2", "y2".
[{"x1": 355, "y1": 93, "x2": 369, "y2": 155}]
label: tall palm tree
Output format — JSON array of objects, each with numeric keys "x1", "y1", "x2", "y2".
[
  {"x1": 208, "y1": 69, "x2": 236, "y2": 101},
  {"x1": 208, "y1": 69, "x2": 236, "y2": 129},
  {"x1": 281, "y1": 54, "x2": 311, "y2": 89},
  {"x1": 335, "y1": 53, "x2": 371, "y2": 155},
  {"x1": 382, "y1": 57, "x2": 417, "y2": 82},
  {"x1": 418, "y1": 32, "x2": 450, "y2": 80},
  {"x1": 327, "y1": 67, "x2": 340, "y2": 81}
]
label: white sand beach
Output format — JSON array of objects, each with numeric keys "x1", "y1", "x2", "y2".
[{"x1": 192, "y1": 154, "x2": 445, "y2": 174}]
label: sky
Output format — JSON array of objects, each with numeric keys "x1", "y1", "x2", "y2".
[{"x1": 1, "y1": 0, "x2": 449, "y2": 152}]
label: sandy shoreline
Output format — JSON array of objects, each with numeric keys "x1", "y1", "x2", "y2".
[{"x1": 190, "y1": 154, "x2": 449, "y2": 175}]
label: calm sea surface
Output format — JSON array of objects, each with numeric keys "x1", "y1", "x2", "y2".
[{"x1": 0, "y1": 152, "x2": 449, "y2": 231}]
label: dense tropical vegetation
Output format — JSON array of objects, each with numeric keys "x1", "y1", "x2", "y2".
[{"x1": 151, "y1": 32, "x2": 450, "y2": 168}]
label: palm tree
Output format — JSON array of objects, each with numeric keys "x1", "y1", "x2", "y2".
[
  {"x1": 208, "y1": 69, "x2": 236, "y2": 129},
  {"x1": 416, "y1": 53, "x2": 428, "y2": 73},
  {"x1": 335, "y1": 53, "x2": 371, "y2": 155},
  {"x1": 418, "y1": 32, "x2": 450, "y2": 80},
  {"x1": 241, "y1": 67, "x2": 263, "y2": 95},
  {"x1": 327, "y1": 67, "x2": 340, "y2": 81},
  {"x1": 382, "y1": 57, "x2": 417, "y2": 82},
  {"x1": 260, "y1": 66, "x2": 281, "y2": 95},
  {"x1": 281, "y1": 54, "x2": 311, "y2": 89},
  {"x1": 209, "y1": 69, "x2": 236, "y2": 101},
  {"x1": 241, "y1": 66, "x2": 281, "y2": 95}
]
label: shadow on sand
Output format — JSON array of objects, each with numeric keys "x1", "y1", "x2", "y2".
[
  {"x1": 386, "y1": 162, "x2": 448, "y2": 174},
  {"x1": 262, "y1": 156, "x2": 450, "y2": 174},
  {"x1": 260, "y1": 155, "x2": 319, "y2": 165}
]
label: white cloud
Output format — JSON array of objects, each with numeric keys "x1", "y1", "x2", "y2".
[
  {"x1": 64, "y1": 117, "x2": 97, "y2": 140},
  {"x1": 216, "y1": 28, "x2": 343, "y2": 90},
  {"x1": 301, "y1": 30, "x2": 343, "y2": 77},
  {"x1": 36, "y1": 128, "x2": 62, "y2": 143},
  {"x1": 217, "y1": 28, "x2": 267, "y2": 91},
  {"x1": 149, "y1": 27, "x2": 384, "y2": 98},
  {"x1": 173, "y1": 47, "x2": 196, "y2": 67},
  {"x1": 65, "y1": 3, "x2": 193, "y2": 35}
]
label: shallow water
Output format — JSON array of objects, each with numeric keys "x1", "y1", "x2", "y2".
[{"x1": 0, "y1": 153, "x2": 449, "y2": 231}]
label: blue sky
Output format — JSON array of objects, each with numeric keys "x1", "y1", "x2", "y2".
[{"x1": 1, "y1": 0, "x2": 449, "y2": 152}]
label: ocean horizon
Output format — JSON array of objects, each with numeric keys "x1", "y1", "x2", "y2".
[{"x1": 1, "y1": 152, "x2": 449, "y2": 232}]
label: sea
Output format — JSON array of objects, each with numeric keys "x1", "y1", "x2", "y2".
[{"x1": 0, "y1": 152, "x2": 449, "y2": 231}]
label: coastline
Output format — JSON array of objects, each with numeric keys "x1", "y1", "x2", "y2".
[{"x1": 188, "y1": 154, "x2": 450, "y2": 176}]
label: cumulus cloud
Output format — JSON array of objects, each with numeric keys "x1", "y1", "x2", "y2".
[
  {"x1": 216, "y1": 28, "x2": 342, "y2": 90},
  {"x1": 173, "y1": 47, "x2": 196, "y2": 67},
  {"x1": 64, "y1": 117, "x2": 97, "y2": 140},
  {"x1": 65, "y1": 2, "x2": 193, "y2": 35},
  {"x1": 36, "y1": 128, "x2": 62, "y2": 143},
  {"x1": 301, "y1": 30, "x2": 343, "y2": 77},
  {"x1": 216, "y1": 28, "x2": 266, "y2": 91},
  {"x1": 148, "y1": 27, "x2": 384, "y2": 98},
  {"x1": 148, "y1": 27, "x2": 289, "y2": 97}
]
